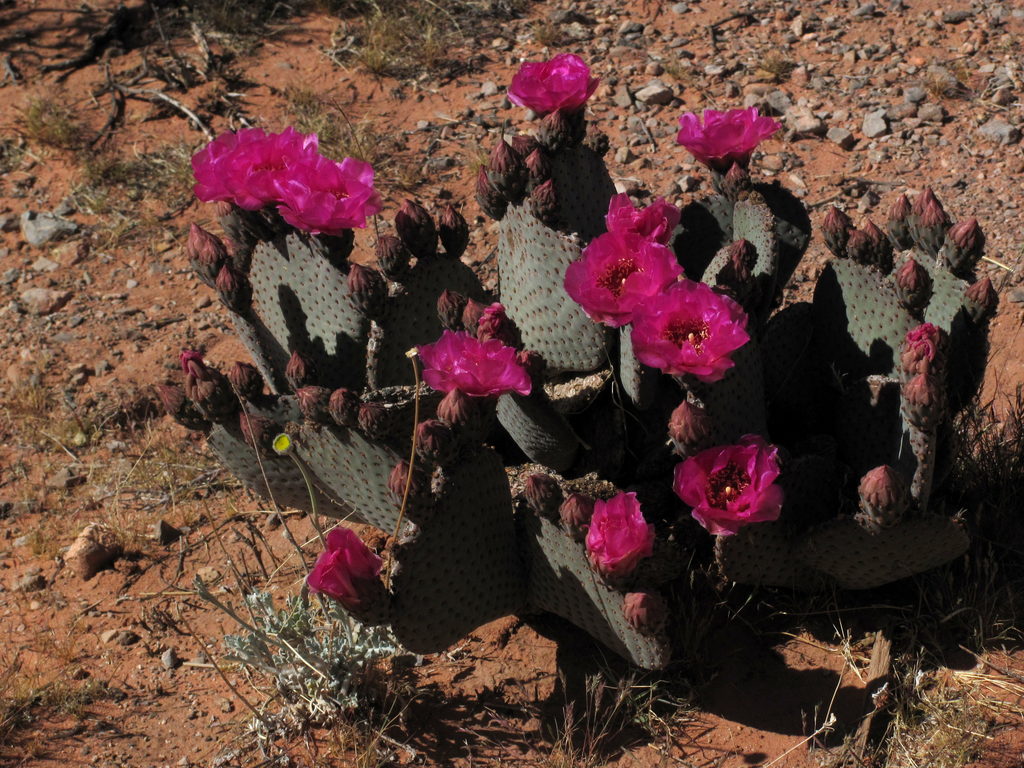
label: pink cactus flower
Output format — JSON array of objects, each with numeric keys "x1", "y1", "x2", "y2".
[
  {"x1": 675, "y1": 108, "x2": 781, "y2": 171},
  {"x1": 507, "y1": 53, "x2": 599, "y2": 115},
  {"x1": 585, "y1": 492, "x2": 655, "y2": 578},
  {"x1": 673, "y1": 434, "x2": 784, "y2": 535},
  {"x1": 629, "y1": 280, "x2": 749, "y2": 381},
  {"x1": 192, "y1": 127, "x2": 320, "y2": 210},
  {"x1": 604, "y1": 194, "x2": 680, "y2": 245},
  {"x1": 275, "y1": 155, "x2": 383, "y2": 235},
  {"x1": 418, "y1": 330, "x2": 532, "y2": 398},
  {"x1": 306, "y1": 527, "x2": 383, "y2": 608},
  {"x1": 564, "y1": 232, "x2": 684, "y2": 327}
]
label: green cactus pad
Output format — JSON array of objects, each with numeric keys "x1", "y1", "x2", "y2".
[
  {"x1": 917, "y1": 254, "x2": 969, "y2": 330},
  {"x1": 519, "y1": 511, "x2": 671, "y2": 670},
  {"x1": 695, "y1": 335, "x2": 767, "y2": 445},
  {"x1": 732, "y1": 194, "x2": 780, "y2": 319},
  {"x1": 389, "y1": 449, "x2": 525, "y2": 653},
  {"x1": 373, "y1": 257, "x2": 487, "y2": 388},
  {"x1": 753, "y1": 181, "x2": 811, "y2": 291},
  {"x1": 496, "y1": 390, "x2": 579, "y2": 473},
  {"x1": 618, "y1": 326, "x2": 659, "y2": 410},
  {"x1": 812, "y1": 259, "x2": 916, "y2": 380},
  {"x1": 207, "y1": 397, "x2": 351, "y2": 518},
  {"x1": 227, "y1": 307, "x2": 288, "y2": 394},
  {"x1": 715, "y1": 522, "x2": 823, "y2": 589},
  {"x1": 761, "y1": 302, "x2": 819, "y2": 439},
  {"x1": 798, "y1": 515, "x2": 969, "y2": 589},
  {"x1": 678, "y1": 195, "x2": 733, "y2": 278},
  {"x1": 497, "y1": 205, "x2": 609, "y2": 374},
  {"x1": 249, "y1": 232, "x2": 370, "y2": 390},
  {"x1": 834, "y1": 376, "x2": 908, "y2": 479},
  {"x1": 549, "y1": 144, "x2": 618, "y2": 243}
]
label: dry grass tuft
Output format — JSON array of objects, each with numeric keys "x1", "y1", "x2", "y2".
[
  {"x1": 755, "y1": 53, "x2": 796, "y2": 83},
  {"x1": 18, "y1": 96, "x2": 86, "y2": 151}
]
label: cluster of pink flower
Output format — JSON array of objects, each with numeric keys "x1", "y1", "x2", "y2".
[
  {"x1": 191, "y1": 127, "x2": 382, "y2": 236},
  {"x1": 417, "y1": 328, "x2": 532, "y2": 399}
]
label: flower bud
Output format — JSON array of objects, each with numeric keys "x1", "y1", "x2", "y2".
[
  {"x1": 476, "y1": 166, "x2": 508, "y2": 220},
  {"x1": 583, "y1": 124, "x2": 610, "y2": 156},
  {"x1": 963, "y1": 276, "x2": 997, "y2": 323},
  {"x1": 461, "y1": 298, "x2": 487, "y2": 331},
  {"x1": 156, "y1": 383, "x2": 209, "y2": 430},
  {"x1": 180, "y1": 352, "x2": 235, "y2": 421},
  {"x1": 437, "y1": 388, "x2": 486, "y2": 437},
  {"x1": 375, "y1": 235, "x2": 411, "y2": 282},
  {"x1": 623, "y1": 591, "x2": 668, "y2": 634},
  {"x1": 861, "y1": 219, "x2": 894, "y2": 273},
  {"x1": 668, "y1": 400, "x2": 713, "y2": 454},
  {"x1": 911, "y1": 188, "x2": 950, "y2": 256},
  {"x1": 894, "y1": 258, "x2": 932, "y2": 314},
  {"x1": 477, "y1": 303, "x2": 520, "y2": 346},
  {"x1": 438, "y1": 205, "x2": 469, "y2": 259},
  {"x1": 328, "y1": 387, "x2": 360, "y2": 427},
  {"x1": 296, "y1": 386, "x2": 331, "y2": 423},
  {"x1": 855, "y1": 465, "x2": 909, "y2": 533},
  {"x1": 822, "y1": 206, "x2": 853, "y2": 258},
  {"x1": 487, "y1": 139, "x2": 527, "y2": 202},
  {"x1": 394, "y1": 199, "x2": 438, "y2": 257},
  {"x1": 437, "y1": 289, "x2": 469, "y2": 331},
  {"x1": 387, "y1": 459, "x2": 429, "y2": 506},
  {"x1": 537, "y1": 107, "x2": 585, "y2": 151},
  {"x1": 715, "y1": 239, "x2": 756, "y2": 303},
  {"x1": 227, "y1": 362, "x2": 263, "y2": 400},
  {"x1": 516, "y1": 349, "x2": 546, "y2": 380},
  {"x1": 942, "y1": 218, "x2": 985, "y2": 276},
  {"x1": 720, "y1": 161, "x2": 751, "y2": 201},
  {"x1": 524, "y1": 473, "x2": 563, "y2": 518},
  {"x1": 846, "y1": 228, "x2": 872, "y2": 266},
  {"x1": 347, "y1": 264, "x2": 387, "y2": 320},
  {"x1": 357, "y1": 401, "x2": 390, "y2": 439},
  {"x1": 525, "y1": 148, "x2": 552, "y2": 190},
  {"x1": 180, "y1": 349, "x2": 206, "y2": 379},
  {"x1": 187, "y1": 223, "x2": 228, "y2": 287},
  {"x1": 902, "y1": 373, "x2": 943, "y2": 430},
  {"x1": 239, "y1": 411, "x2": 276, "y2": 454},
  {"x1": 887, "y1": 194, "x2": 913, "y2": 250},
  {"x1": 559, "y1": 493, "x2": 594, "y2": 535},
  {"x1": 509, "y1": 134, "x2": 539, "y2": 157},
  {"x1": 215, "y1": 264, "x2": 252, "y2": 312},
  {"x1": 529, "y1": 178, "x2": 559, "y2": 225},
  {"x1": 285, "y1": 351, "x2": 315, "y2": 391},
  {"x1": 415, "y1": 419, "x2": 457, "y2": 465}
]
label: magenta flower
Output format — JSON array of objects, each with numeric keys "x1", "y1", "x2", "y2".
[
  {"x1": 418, "y1": 330, "x2": 532, "y2": 397},
  {"x1": 630, "y1": 280, "x2": 749, "y2": 381},
  {"x1": 585, "y1": 492, "x2": 655, "y2": 578},
  {"x1": 675, "y1": 108, "x2": 781, "y2": 171},
  {"x1": 306, "y1": 527, "x2": 383, "y2": 609},
  {"x1": 673, "y1": 435, "x2": 784, "y2": 535},
  {"x1": 564, "y1": 232, "x2": 683, "y2": 327},
  {"x1": 604, "y1": 194, "x2": 680, "y2": 245},
  {"x1": 275, "y1": 155, "x2": 382, "y2": 235},
  {"x1": 507, "y1": 53, "x2": 599, "y2": 115},
  {"x1": 192, "y1": 127, "x2": 320, "y2": 210}
]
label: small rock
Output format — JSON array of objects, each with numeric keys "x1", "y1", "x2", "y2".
[
  {"x1": 480, "y1": 80, "x2": 498, "y2": 97},
  {"x1": 862, "y1": 110, "x2": 889, "y2": 138},
  {"x1": 761, "y1": 154, "x2": 785, "y2": 172},
  {"x1": 196, "y1": 566, "x2": 222, "y2": 583},
  {"x1": 614, "y1": 146, "x2": 636, "y2": 164},
  {"x1": 161, "y1": 647, "x2": 182, "y2": 670},
  {"x1": 154, "y1": 519, "x2": 182, "y2": 546},
  {"x1": 678, "y1": 175, "x2": 700, "y2": 192},
  {"x1": 634, "y1": 80, "x2": 674, "y2": 105},
  {"x1": 31, "y1": 257, "x2": 59, "y2": 273},
  {"x1": 14, "y1": 570, "x2": 46, "y2": 592},
  {"x1": 20, "y1": 287, "x2": 71, "y2": 315},
  {"x1": 942, "y1": 9, "x2": 972, "y2": 23},
  {"x1": 101, "y1": 628, "x2": 139, "y2": 646},
  {"x1": 20, "y1": 211, "x2": 78, "y2": 247},
  {"x1": 65, "y1": 523, "x2": 122, "y2": 580},
  {"x1": 992, "y1": 87, "x2": 1014, "y2": 107},
  {"x1": 671, "y1": 2, "x2": 688, "y2": 13},
  {"x1": 1, "y1": 268, "x2": 19, "y2": 285},
  {"x1": 917, "y1": 103, "x2": 945, "y2": 123},
  {"x1": 618, "y1": 20, "x2": 643, "y2": 35},
  {"x1": 827, "y1": 126, "x2": 856, "y2": 149},
  {"x1": 612, "y1": 86, "x2": 633, "y2": 109},
  {"x1": 46, "y1": 466, "x2": 85, "y2": 490},
  {"x1": 903, "y1": 86, "x2": 927, "y2": 104},
  {"x1": 218, "y1": 697, "x2": 234, "y2": 713},
  {"x1": 765, "y1": 89, "x2": 793, "y2": 116},
  {"x1": 853, "y1": 3, "x2": 876, "y2": 17},
  {"x1": 978, "y1": 118, "x2": 1020, "y2": 145},
  {"x1": 792, "y1": 114, "x2": 825, "y2": 135},
  {"x1": 1007, "y1": 288, "x2": 1024, "y2": 304},
  {"x1": 704, "y1": 63, "x2": 726, "y2": 78}
]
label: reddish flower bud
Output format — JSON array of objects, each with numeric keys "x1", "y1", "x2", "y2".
[
  {"x1": 623, "y1": 591, "x2": 668, "y2": 634},
  {"x1": 180, "y1": 349, "x2": 206, "y2": 379},
  {"x1": 347, "y1": 264, "x2": 387, "y2": 319},
  {"x1": 357, "y1": 401, "x2": 390, "y2": 439},
  {"x1": 387, "y1": 459, "x2": 429, "y2": 505},
  {"x1": 187, "y1": 223, "x2": 228, "y2": 287},
  {"x1": 529, "y1": 178, "x2": 559, "y2": 225},
  {"x1": 525, "y1": 473, "x2": 563, "y2": 518},
  {"x1": 668, "y1": 400, "x2": 713, "y2": 454},
  {"x1": 487, "y1": 139, "x2": 527, "y2": 202},
  {"x1": 846, "y1": 228, "x2": 872, "y2": 265},
  {"x1": 559, "y1": 492, "x2": 594, "y2": 534},
  {"x1": 461, "y1": 298, "x2": 487, "y2": 331},
  {"x1": 476, "y1": 165, "x2": 508, "y2": 220},
  {"x1": 537, "y1": 107, "x2": 585, "y2": 151},
  {"x1": 415, "y1": 419, "x2": 457, "y2": 465},
  {"x1": 942, "y1": 218, "x2": 985, "y2": 275},
  {"x1": 156, "y1": 383, "x2": 210, "y2": 430},
  {"x1": 227, "y1": 362, "x2": 263, "y2": 400},
  {"x1": 215, "y1": 264, "x2": 251, "y2": 312},
  {"x1": 525, "y1": 148, "x2": 552, "y2": 189},
  {"x1": 902, "y1": 373, "x2": 943, "y2": 430},
  {"x1": 822, "y1": 206, "x2": 853, "y2": 257},
  {"x1": 477, "y1": 302, "x2": 520, "y2": 347},
  {"x1": 963, "y1": 276, "x2": 997, "y2": 323},
  {"x1": 437, "y1": 289, "x2": 469, "y2": 331},
  {"x1": 894, "y1": 258, "x2": 932, "y2": 313},
  {"x1": 720, "y1": 161, "x2": 751, "y2": 201},
  {"x1": 911, "y1": 188, "x2": 950, "y2": 256},
  {"x1": 328, "y1": 387, "x2": 360, "y2": 427},
  {"x1": 436, "y1": 388, "x2": 486, "y2": 437},
  {"x1": 855, "y1": 465, "x2": 909, "y2": 533},
  {"x1": 438, "y1": 204, "x2": 469, "y2": 259},
  {"x1": 715, "y1": 239, "x2": 756, "y2": 302},
  {"x1": 887, "y1": 193, "x2": 913, "y2": 249},
  {"x1": 239, "y1": 411, "x2": 276, "y2": 454},
  {"x1": 375, "y1": 235, "x2": 411, "y2": 282},
  {"x1": 181, "y1": 352, "x2": 236, "y2": 421},
  {"x1": 296, "y1": 386, "x2": 331, "y2": 422},
  {"x1": 861, "y1": 219, "x2": 894, "y2": 272},
  {"x1": 509, "y1": 134, "x2": 539, "y2": 157},
  {"x1": 583, "y1": 124, "x2": 610, "y2": 156},
  {"x1": 285, "y1": 351, "x2": 315, "y2": 391},
  {"x1": 394, "y1": 199, "x2": 437, "y2": 257}
]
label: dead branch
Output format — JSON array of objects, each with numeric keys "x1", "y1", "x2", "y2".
[
  {"x1": 40, "y1": 2, "x2": 133, "y2": 75},
  {"x1": 109, "y1": 82, "x2": 214, "y2": 139}
]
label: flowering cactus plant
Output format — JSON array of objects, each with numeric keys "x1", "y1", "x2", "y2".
[{"x1": 161, "y1": 53, "x2": 999, "y2": 669}]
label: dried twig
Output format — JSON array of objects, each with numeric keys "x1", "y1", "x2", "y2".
[{"x1": 109, "y1": 82, "x2": 214, "y2": 139}]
